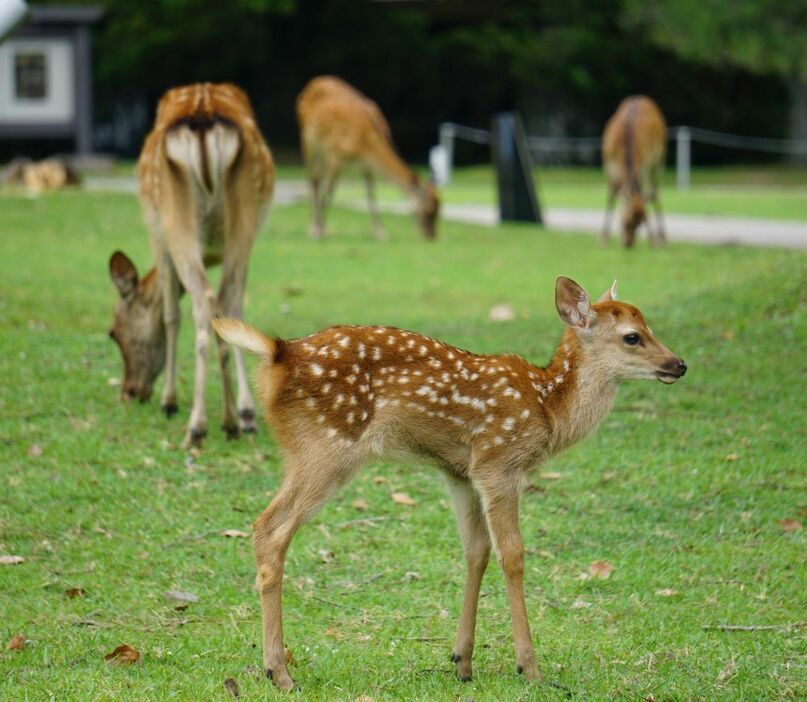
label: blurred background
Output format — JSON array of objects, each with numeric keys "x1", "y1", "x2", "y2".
[{"x1": 3, "y1": 0, "x2": 806, "y2": 168}]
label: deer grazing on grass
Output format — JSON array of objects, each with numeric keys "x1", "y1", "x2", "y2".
[
  {"x1": 108, "y1": 83, "x2": 274, "y2": 449},
  {"x1": 296, "y1": 75, "x2": 440, "y2": 241},
  {"x1": 212, "y1": 276, "x2": 686, "y2": 690},
  {"x1": 602, "y1": 95, "x2": 667, "y2": 247}
]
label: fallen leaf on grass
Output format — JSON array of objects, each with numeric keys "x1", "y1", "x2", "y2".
[
  {"x1": 575, "y1": 572, "x2": 590, "y2": 581},
  {"x1": 355, "y1": 696, "x2": 374, "y2": 702},
  {"x1": 27, "y1": 444, "x2": 43, "y2": 458},
  {"x1": 372, "y1": 476, "x2": 386, "y2": 485},
  {"x1": 780, "y1": 518, "x2": 802, "y2": 531},
  {"x1": 221, "y1": 529, "x2": 250, "y2": 538},
  {"x1": 285, "y1": 648, "x2": 296, "y2": 665},
  {"x1": 0, "y1": 555, "x2": 25, "y2": 565},
  {"x1": 655, "y1": 589, "x2": 677, "y2": 597},
  {"x1": 64, "y1": 587, "x2": 86, "y2": 599},
  {"x1": 352, "y1": 498, "x2": 368, "y2": 511},
  {"x1": 588, "y1": 560, "x2": 613, "y2": 579},
  {"x1": 390, "y1": 492, "x2": 416, "y2": 506},
  {"x1": 539, "y1": 471, "x2": 563, "y2": 480},
  {"x1": 223, "y1": 677, "x2": 240, "y2": 698},
  {"x1": 107, "y1": 377, "x2": 121, "y2": 387},
  {"x1": 6, "y1": 634, "x2": 25, "y2": 651},
  {"x1": 601, "y1": 470, "x2": 617, "y2": 482},
  {"x1": 524, "y1": 483, "x2": 545, "y2": 494},
  {"x1": 717, "y1": 658, "x2": 738, "y2": 683},
  {"x1": 318, "y1": 549, "x2": 335, "y2": 564},
  {"x1": 324, "y1": 627, "x2": 344, "y2": 639},
  {"x1": 104, "y1": 644, "x2": 141, "y2": 665},
  {"x1": 570, "y1": 599, "x2": 592, "y2": 609},
  {"x1": 164, "y1": 590, "x2": 198, "y2": 603},
  {"x1": 404, "y1": 571, "x2": 420, "y2": 582},
  {"x1": 725, "y1": 453, "x2": 739, "y2": 462},
  {"x1": 488, "y1": 303, "x2": 515, "y2": 322}
]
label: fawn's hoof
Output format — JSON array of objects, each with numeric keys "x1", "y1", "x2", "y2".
[
  {"x1": 451, "y1": 652, "x2": 472, "y2": 682},
  {"x1": 162, "y1": 402, "x2": 178, "y2": 418},
  {"x1": 266, "y1": 668, "x2": 296, "y2": 691},
  {"x1": 222, "y1": 423, "x2": 240, "y2": 440},
  {"x1": 517, "y1": 662, "x2": 543, "y2": 681}
]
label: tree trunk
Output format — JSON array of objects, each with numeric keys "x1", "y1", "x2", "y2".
[{"x1": 787, "y1": 76, "x2": 807, "y2": 164}]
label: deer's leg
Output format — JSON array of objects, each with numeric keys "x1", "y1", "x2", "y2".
[
  {"x1": 158, "y1": 256, "x2": 181, "y2": 418},
  {"x1": 311, "y1": 166, "x2": 339, "y2": 240},
  {"x1": 445, "y1": 475, "x2": 491, "y2": 682},
  {"x1": 364, "y1": 170, "x2": 386, "y2": 241},
  {"x1": 648, "y1": 173, "x2": 666, "y2": 246},
  {"x1": 474, "y1": 470, "x2": 541, "y2": 682},
  {"x1": 254, "y1": 450, "x2": 360, "y2": 690},
  {"x1": 602, "y1": 183, "x2": 618, "y2": 245},
  {"x1": 170, "y1": 254, "x2": 214, "y2": 449},
  {"x1": 217, "y1": 250, "x2": 256, "y2": 435}
]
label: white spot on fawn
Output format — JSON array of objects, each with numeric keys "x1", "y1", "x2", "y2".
[
  {"x1": 502, "y1": 417, "x2": 515, "y2": 431},
  {"x1": 310, "y1": 363, "x2": 324, "y2": 377}
]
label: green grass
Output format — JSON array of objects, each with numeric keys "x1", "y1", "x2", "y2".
[
  {"x1": 1, "y1": 191, "x2": 805, "y2": 700},
  {"x1": 330, "y1": 165, "x2": 807, "y2": 222}
]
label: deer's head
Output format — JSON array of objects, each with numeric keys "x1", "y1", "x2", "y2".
[
  {"x1": 108, "y1": 251, "x2": 165, "y2": 402},
  {"x1": 621, "y1": 191, "x2": 647, "y2": 247},
  {"x1": 555, "y1": 276, "x2": 686, "y2": 384},
  {"x1": 415, "y1": 181, "x2": 440, "y2": 240}
]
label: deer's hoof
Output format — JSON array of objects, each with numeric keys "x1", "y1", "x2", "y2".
[
  {"x1": 222, "y1": 423, "x2": 240, "y2": 440},
  {"x1": 182, "y1": 427, "x2": 207, "y2": 450},
  {"x1": 162, "y1": 402, "x2": 178, "y2": 418},
  {"x1": 239, "y1": 408, "x2": 257, "y2": 434}
]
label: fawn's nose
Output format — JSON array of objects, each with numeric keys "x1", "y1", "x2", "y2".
[{"x1": 676, "y1": 359, "x2": 687, "y2": 376}]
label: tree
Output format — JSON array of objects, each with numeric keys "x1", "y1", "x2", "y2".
[{"x1": 624, "y1": 0, "x2": 807, "y2": 159}]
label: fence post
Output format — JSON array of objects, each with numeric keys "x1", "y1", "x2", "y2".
[
  {"x1": 676, "y1": 126, "x2": 691, "y2": 190},
  {"x1": 491, "y1": 112, "x2": 542, "y2": 224},
  {"x1": 438, "y1": 123, "x2": 455, "y2": 185}
]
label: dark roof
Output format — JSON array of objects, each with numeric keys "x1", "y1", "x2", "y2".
[{"x1": 27, "y1": 5, "x2": 104, "y2": 25}]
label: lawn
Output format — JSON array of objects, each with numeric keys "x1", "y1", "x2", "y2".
[{"x1": 1, "y1": 190, "x2": 805, "y2": 701}]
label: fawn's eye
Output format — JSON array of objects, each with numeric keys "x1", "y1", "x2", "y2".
[{"x1": 623, "y1": 333, "x2": 640, "y2": 346}]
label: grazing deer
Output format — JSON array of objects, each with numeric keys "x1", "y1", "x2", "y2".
[
  {"x1": 296, "y1": 75, "x2": 439, "y2": 241},
  {"x1": 602, "y1": 96, "x2": 667, "y2": 247},
  {"x1": 108, "y1": 83, "x2": 274, "y2": 449},
  {"x1": 213, "y1": 276, "x2": 686, "y2": 689}
]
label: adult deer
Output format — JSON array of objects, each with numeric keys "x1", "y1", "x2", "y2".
[
  {"x1": 602, "y1": 96, "x2": 667, "y2": 247},
  {"x1": 108, "y1": 83, "x2": 274, "y2": 449},
  {"x1": 296, "y1": 75, "x2": 439, "y2": 241},
  {"x1": 213, "y1": 276, "x2": 686, "y2": 689}
]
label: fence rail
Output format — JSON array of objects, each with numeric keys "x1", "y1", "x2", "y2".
[{"x1": 435, "y1": 122, "x2": 807, "y2": 189}]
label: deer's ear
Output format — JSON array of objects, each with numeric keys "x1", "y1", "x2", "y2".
[
  {"x1": 109, "y1": 251, "x2": 138, "y2": 299},
  {"x1": 597, "y1": 279, "x2": 618, "y2": 303},
  {"x1": 555, "y1": 276, "x2": 595, "y2": 329}
]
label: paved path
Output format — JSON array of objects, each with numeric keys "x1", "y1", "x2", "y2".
[{"x1": 85, "y1": 176, "x2": 807, "y2": 249}]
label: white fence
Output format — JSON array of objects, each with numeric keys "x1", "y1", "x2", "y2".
[{"x1": 434, "y1": 122, "x2": 807, "y2": 189}]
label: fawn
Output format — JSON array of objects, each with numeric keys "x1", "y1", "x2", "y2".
[
  {"x1": 602, "y1": 95, "x2": 667, "y2": 247},
  {"x1": 108, "y1": 83, "x2": 274, "y2": 449},
  {"x1": 297, "y1": 75, "x2": 440, "y2": 240},
  {"x1": 212, "y1": 276, "x2": 686, "y2": 689}
]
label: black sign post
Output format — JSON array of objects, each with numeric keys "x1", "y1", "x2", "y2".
[{"x1": 491, "y1": 112, "x2": 543, "y2": 224}]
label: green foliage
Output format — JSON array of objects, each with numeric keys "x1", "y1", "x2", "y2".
[
  {"x1": 625, "y1": 0, "x2": 807, "y2": 80},
  {"x1": 1, "y1": 190, "x2": 805, "y2": 699}
]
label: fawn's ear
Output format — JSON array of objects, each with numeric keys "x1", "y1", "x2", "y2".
[
  {"x1": 555, "y1": 276, "x2": 595, "y2": 329},
  {"x1": 597, "y1": 279, "x2": 618, "y2": 303},
  {"x1": 109, "y1": 251, "x2": 139, "y2": 299}
]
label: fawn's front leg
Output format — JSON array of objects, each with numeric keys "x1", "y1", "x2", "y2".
[{"x1": 474, "y1": 469, "x2": 542, "y2": 681}]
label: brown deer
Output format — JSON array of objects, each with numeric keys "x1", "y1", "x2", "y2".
[
  {"x1": 212, "y1": 276, "x2": 686, "y2": 689},
  {"x1": 602, "y1": 96, "x2": 667, "y2": 247},
  {"x1": 296, "y1": 75, "x2": 439, "y2": 241},
  {"x1": 108, "y1": 83, "x2": 274, "y2": 449}
]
